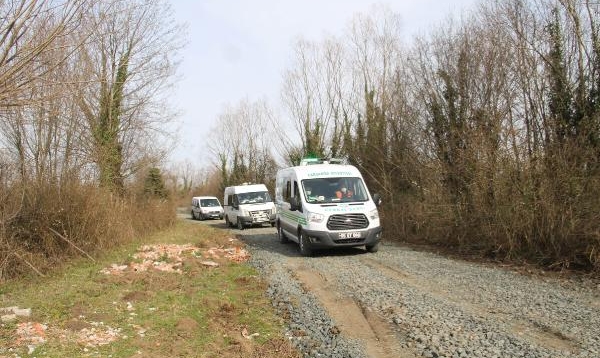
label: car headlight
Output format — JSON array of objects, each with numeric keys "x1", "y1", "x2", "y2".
[
  {"x1": 368, "y1": 209, "x2": 379, "y2": 220},
  {"x1": 308, "y1": 212, "x2": 324, "y2": 223}
]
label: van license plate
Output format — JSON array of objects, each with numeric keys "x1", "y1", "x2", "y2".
[{"x1": 339, "y1": 232, "x2": 361, "y2": 239}]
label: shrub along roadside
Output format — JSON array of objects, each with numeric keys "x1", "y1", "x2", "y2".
[
  {"x1": 0, "y1": 182, "x2": 176, "y2": 281},
  {"x1": 0, "y1": 220, "x2": 300, "y2": 357}
]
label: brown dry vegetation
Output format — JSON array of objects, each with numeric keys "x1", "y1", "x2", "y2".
[{"x1": 0, "y1": 182, "x2": 176, "y2": 281}]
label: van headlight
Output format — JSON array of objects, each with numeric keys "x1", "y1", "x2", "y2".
[
  {"x1": 368, "y1": 209, "x2": 379, "y2": 220},
  {"x1": 308, "y1": 212, "x2": 324, "y2": 223}
]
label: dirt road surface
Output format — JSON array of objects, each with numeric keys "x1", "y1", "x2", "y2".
[{"x1": 190, "y1": 216, "x2": 600, "y2": 358}]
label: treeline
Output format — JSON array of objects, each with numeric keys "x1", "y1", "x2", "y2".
[
  {"x1": 209, "y1": 0, "x2": 600, "y2": 271},
  {"x1": 0, "y1": 0, "x2": 183, "y2": 280}
]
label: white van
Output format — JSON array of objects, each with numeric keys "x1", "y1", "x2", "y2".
[
  {"x1": 275, "y1": 158, "x2": 382, "y2": 256},
  {"x1": 191, "y1": 196, "x2": 224, "y2": 220},
  {"x1": 223, "y1": 184, "x2": 276, "y2": 230}
]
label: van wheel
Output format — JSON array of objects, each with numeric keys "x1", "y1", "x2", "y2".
[
  {"x1": 277, "y1": 224, "x2": 289, "y2": 243},
  {"x1": 366, "y1": 242, "x2": 380, "y2": 253},
  {"x1": 191, "y1": 211, "x2": 196, "y2": 220},
  {"x1": 225, "y1": 215, "x2": 232, "y2": 227},
  {"x1": 237, "y1": 218, "x2": 245, "y2": 230},
  {"x1": 298, "y1": 231, "x2": 312, "y2": 256}
]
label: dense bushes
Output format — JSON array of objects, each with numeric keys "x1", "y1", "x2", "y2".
[{"x1": 0, "y1": 182, "x2": 175, "y2": 281}]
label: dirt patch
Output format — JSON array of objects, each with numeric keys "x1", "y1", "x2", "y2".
[
  {"x1": 176, "y1": 317, "x2": 199, "y2": 337},
  {"x1": 122, "y1": 290, "x2": 152, "y2": 302},
  {"x1": 288, "y1": 260, "x2": 416, "y2": 358},
  {"x1": 63, "y1": 318, "x2": 93, "y2": 331}
]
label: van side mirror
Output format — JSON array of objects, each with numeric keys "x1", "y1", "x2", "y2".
[
  {"x1": 372, "y1": 193, "x2": 382, "y2": 207},
  {"x1": 290, "y1": 197, "x2": 300, "y2": 211}
]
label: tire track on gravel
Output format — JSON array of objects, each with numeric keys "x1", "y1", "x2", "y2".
[
  {"x1": 287, "y1": 259, "x2": 416, "y2": 358},
  {"x1": 359, "y1": 256, "x2": 578, "y2": 353}
]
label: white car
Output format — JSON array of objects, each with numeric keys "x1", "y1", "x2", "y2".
[{"x1": 191, "y1": 196, "x2": 224, "y2": 220}]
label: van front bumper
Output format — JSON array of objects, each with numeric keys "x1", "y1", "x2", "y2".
[
  {"x1": 302, "y1": 226, "x2": 382, "y2": 249},
  {"x1": 238, "y1": 213, "x2": 277, "y2": 226}
]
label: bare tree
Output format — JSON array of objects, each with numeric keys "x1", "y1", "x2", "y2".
[
  {"x1": 71, "y1": 0, "x2": 183, "y2": 194},
  {"x1": 208, "y1": 98, "x2": 278, "y2": 190},
  {"x1": 0, "y1": 0, "x2": 87, "y2": 107}
]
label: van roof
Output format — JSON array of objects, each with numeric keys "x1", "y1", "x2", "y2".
[
  {"x1": 192, "y1": 196, "x2": 220, "y2": 200},
  {"x1": 278, "y1": 163, "x2": 362, "y2": 180},
  {"x1": 224, "y1": 184, "x2": 269, "y2": 194}
]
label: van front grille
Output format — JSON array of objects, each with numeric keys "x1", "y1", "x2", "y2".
[
  {"x1": 250, "y1": 210, "x2": 270, "y2": 222},
  {"x1": 326, "y1": 214, "x2": 368, "y2": 230}
]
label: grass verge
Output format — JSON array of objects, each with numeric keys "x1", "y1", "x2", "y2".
[{"x1": 0, "y1": 220, "x2": 300, "y2": 358}]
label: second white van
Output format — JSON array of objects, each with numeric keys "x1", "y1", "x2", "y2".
[{"x1": 223, "y1": 184, "x2": 276, "y2": 230}]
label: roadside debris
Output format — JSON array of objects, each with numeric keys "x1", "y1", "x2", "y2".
[
  {"x1": 100, "y1": 243, "x2": 250, "y2": 275},
  {"x1": 241, "y1": 326, "x2": 260, "y2": 340},
  {"x1": 15, "y1": 321, "x2": 47, "y2": 346},
  {"x1": 200, "y1": 260, "x2": 220, "y2": 267},
  {"x1": 2, "y1": 242, "x2": 252, "y2": 354},
  {"x1": 1, "y1": 306, "x2": 32, "y2": 322},
  {"x1": 75, "y1": 321, "x2": 122, "y2": 347}
]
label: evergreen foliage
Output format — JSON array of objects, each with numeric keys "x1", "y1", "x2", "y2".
[{"x1": 144, "y1": 167, "x2": 168, "y2": 199}]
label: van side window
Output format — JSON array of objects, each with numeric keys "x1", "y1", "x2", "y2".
[
  {"x1": 284, "y1": 180, "x2": 291, "y2": 203},
  {"x1": 293, "y1": 181, "x2": 302, "y2": 212}
]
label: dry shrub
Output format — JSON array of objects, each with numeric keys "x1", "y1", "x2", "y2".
[
  {"x1": 385, "y1": 155, "x2": 600, "y2": 272},
  {"x1": 0, "y1": 181, "x2": 176, "y2": 281},
  {"x1": 130, "y1": 197, "x2": 177, "y2": 236}
]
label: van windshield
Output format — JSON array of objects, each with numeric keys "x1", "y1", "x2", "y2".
[
  {"x1": 301, "y1": 177, "x2": 369, "y2": 203},
  {"x1": 200, "y1": 198, "x2": 221, "y2": 207},
  {"x1": 237, "y1": 191, "x2": 272, "y2": 204}
]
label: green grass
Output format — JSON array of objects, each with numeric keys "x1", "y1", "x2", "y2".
[{"x1": 0, "y1": 220, "x2": 298, "y2": 357}]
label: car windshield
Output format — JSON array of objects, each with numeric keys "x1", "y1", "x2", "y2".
[
  {"x1": 301, "y1": 177, "x2": 368, "y2": 203},
  {"x1": 237, "y1": 191, "x2": 272, "y2": 204},
  {"x1": 200, "y1": 198, "x2": 221, "y2": 207}
]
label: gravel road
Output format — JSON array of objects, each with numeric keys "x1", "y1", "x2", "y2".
[{"x1": 199, "y1": 219, "x2": 600, "y2": 358}]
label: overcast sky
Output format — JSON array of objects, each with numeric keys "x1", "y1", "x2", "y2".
[{"x1": 167, "y1": 0, "x2": 479, "y2": 166}]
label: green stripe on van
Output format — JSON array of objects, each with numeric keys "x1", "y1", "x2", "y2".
[{"x1": 279, "y1": 211, "x2": 307, "y2": 225}]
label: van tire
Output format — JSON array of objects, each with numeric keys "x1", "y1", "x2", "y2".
[
  {"x1": 225, "y1": 215, "x2": 233, "y2": 227},
  {"x1": 366, "y1": 242, "x2": 380, "y2": 253},
  {"x1": 191, "y1": 211, "x2": 196, "y2": 220},
  {"x1": 237, "y1": 218, "x2": 245, "y2": 230},
  {"x1": 277, "y1": 224, "x2": 289, "y2": 243},
  {"x1": 298, "y1": 230, "x2": 312, "y2": 256}
]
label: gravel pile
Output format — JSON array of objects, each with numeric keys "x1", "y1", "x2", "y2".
[{"x1": 241, "y1": 227, "x2": 600, "y2": 358}]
